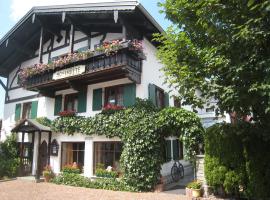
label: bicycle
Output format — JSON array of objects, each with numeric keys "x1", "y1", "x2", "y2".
[{"x1": 171, "y1": 160, "x2": 184, "y2": 182}]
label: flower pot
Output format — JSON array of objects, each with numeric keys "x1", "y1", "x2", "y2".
[
  {"x1": 185, "y1": 187, "x2": 193, "y2": 198},
  {"x1": 44, "y1": 176, "x2": 51, "y2": 182},
  {"x1": 154, "y1": 183, "x2": 164, "y2": 192},
  {"x1": 192, "y1": 189, "x2": 201, "y2": 198}
]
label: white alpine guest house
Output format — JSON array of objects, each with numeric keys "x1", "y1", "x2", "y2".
[{"x1": 0, "y1": 1, "x2": 192, "y2": 183}]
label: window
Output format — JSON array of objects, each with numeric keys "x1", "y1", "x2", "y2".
[
  {"x1": 165, "y1": 139, "x2": 184, "y2": 161},
  {"x1": 22, "y1": 102, "x2": 32, "y2": 119},
  {"x1": 61, "y1": 142, "x2": 85, "y2": 170},
  {"x1": 156, "y1": 87, "x2": 165, "y2": 108},
  {"x1": 94, "y1": 142, "x2": 122, "y2": 173},
  {"x1": 64, "y1": 93, "x2": 78, "y2": 111},
  {"x1": 105, "y1": 86, "x2": 124, "y2": 106},
  {"x1": 206, "y1": 107, "x2": 215, "y2": 113},
  {"x1": 174, "y1": 97, "x2": 181, "y2": 108}
]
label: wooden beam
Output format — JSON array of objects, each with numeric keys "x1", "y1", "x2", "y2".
[
  {"x1": 35, "y1": 131, "x2": 41, "y2": 180},
  {"x1": 38, "y1": 27, "x2": 44, "y2": 63},
  {"x1": 0, "y1": 79, "x2": 7, "y2": 92},
  {"x1": 69, "y1": 24, "x2": 74, "y2": 53},
  {"x1": 47, "y1": 132, "x2": 51, "y2": 165},
  {"x1": 38, "y1": 89, "x2": 55, "y2": 98},
  {"x1": 20, "y1": 132, "x2": 25, "y2": 176},
  {"x1": 67, "y1": 16, "x2": 91, "y2": 37},
  {"x1": 66, "y1": 80, "x2": 85, "y2": 91},
  {"x1": 36, "y1": 17, "x2": 63, "y2": 43},
  {"x1": 30, "y1": 132, "x2": 35, "y2": 174}
]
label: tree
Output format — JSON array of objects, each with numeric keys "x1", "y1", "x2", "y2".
[{"x1": 155, "y1": 0, "x2": 270, "y2": 126}]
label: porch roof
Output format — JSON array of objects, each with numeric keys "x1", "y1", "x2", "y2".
[{"x1": 12, "y1": 119, "x2": 51, "y2": 133}]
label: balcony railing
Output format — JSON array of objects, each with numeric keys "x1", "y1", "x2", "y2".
[{"x1": 24, "y1": 47, "x2": 143, "y2": 90}]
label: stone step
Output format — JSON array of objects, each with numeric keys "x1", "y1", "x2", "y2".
[{"x1": 17, "y1": 176, "x2": 44, "y2": 183}]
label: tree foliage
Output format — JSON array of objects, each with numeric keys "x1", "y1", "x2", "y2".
[
  {"x1": 0, "y1": 134, "x2": 19, "y2": 178},
  {"x1": 155, "y1": 0, "x2": 270, "y2": 125},
  {"x1": 204, "y1": 123, "x2": 270, "y2": 198}
]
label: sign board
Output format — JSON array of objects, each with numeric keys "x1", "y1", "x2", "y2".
[{"x1": 53, "y1": 65, "x2": 85, "y2": 80}]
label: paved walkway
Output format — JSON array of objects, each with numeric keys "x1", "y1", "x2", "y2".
[{"x1": 0, "y1": 180, "x2": 189, "y2": 200}]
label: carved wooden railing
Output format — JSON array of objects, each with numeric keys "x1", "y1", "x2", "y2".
[{"x1": 24, "y1": 48, "x2": 143, "y2": 89}]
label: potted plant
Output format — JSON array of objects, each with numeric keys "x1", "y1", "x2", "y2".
[
  {"x1": 154, "y1": 176, "x2": 164, "y2": 192},
  {"x1": 186, "y1": 180, "x2": 202, "y2": 198},
  {"x1": 42, "y1": 165, "x2": 54, "y2": 182}
]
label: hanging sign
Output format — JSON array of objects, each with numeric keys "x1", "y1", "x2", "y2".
[{"x1": 53, "y1": 65, "x2": 85, "y2": 80}]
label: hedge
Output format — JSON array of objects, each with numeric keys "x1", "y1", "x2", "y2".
[{"x1": 204, "y1": 123, "x2": 270, "y2": 199}]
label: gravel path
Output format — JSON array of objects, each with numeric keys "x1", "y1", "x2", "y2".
[{"x1": 0, "y1": 180, "x2": 189, "y2": 200}]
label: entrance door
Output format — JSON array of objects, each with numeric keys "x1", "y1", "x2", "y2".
[
  {"x1": 39, "y1": 141, "x2": 48, "y2": 174},
  {"x1": 18, "y1": 142, "x2": 33, "y2": 176}
]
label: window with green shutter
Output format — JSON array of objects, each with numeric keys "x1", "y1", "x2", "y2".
[
  {"x1": 30, "y1": 101, "x2": 38, "y2": 119},
  {"x1": 172, "y1": 139, "x2": 179, "y2": 160},
  {"x1": 77, "y1": 89, "x2": 87, "y2": 113},
  {"x1": 15, "y1": 104, "x2": 21, "y2": 121},
  {"x1": 92, "y1": 88, "x2": 102, "y2": 111},
  {"x1": 54, "y1": 95, "x2": 62, "y2": 115},
  {"x1": 165, "y1": 140, "x2": 172, "y2": 161},
  {"x1": 164, "y1": 92, "x2": 170, "y2": 107},
  {"x1": 123, "y1": 83, "x2": 136, "y2": 107},
  {"x1": 148, "y1": 84, "x2": 157, "y2": 106}
]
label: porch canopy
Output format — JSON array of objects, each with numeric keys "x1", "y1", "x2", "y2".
[
  {"x1": 12, "y1": 119, "x2": 52, "y2": 180},
  {"x1": 12, "y1": 118, "x2": 51, "y2": 133}
]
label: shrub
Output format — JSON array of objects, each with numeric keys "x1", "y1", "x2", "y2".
[
  {"x1": 0, "y1": 134, "x2": 19, "y2": 178},
  {"x1": 62, "y1": 164, "x2": 81, "y2": 174},
  {"x1": 187, "y1": 180, "x2": 202, "y2": 189},
  {"x1": 95, "y1": 169, "x2": 118, "y2": 178},
  {"x1": 36, "y1": 117, "x2": 52, "y2": 127},
  {"x1": 51, "y1": 173, "x2": 137, "y2": 192},
  {"x1": 204, "y1": 123, "x2": 270, "y2": 198},
  {"x1": 42, "y1": 165, "x2": 54, "y2": 178}
]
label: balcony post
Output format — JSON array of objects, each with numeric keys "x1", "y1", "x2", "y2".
[
  {"x1": 38, "y1": 27, "x2": 44, "y2": 63},
  {"x1": 69, "y1": 24, "x2": 74, "y2": 53}
]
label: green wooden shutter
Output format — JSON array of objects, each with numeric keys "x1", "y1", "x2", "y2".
[
  {"x1": 148, "y1": 84, "x2": 156, "y2": 106},
  {"x1": 92, "y1": 88, "x2": 102, "y2": 111},
  {"x1": 15, "y1": 104, "x2": 21, "y2": 121},
  {"x1": 164, "y1": 92, "x2": 169, "y2": 107},
  {"x1": 54, "y1": 95, "x2": 62, "y2": 115},
  {"x1": 30, "y1": 101, "x2": 38, "y2": 119},
  {"x1": 77, "y1": 89, "x2": 87, "y2": 113},
  {"x1": 172, "y1": 140, "x2": 179, "y2": 160},
  {"x1": 123, "y1": 83, "x2": 136, "y2": 107},
  {"x1": 165, "y1": 140, "x2": 172, "y2": 161}
]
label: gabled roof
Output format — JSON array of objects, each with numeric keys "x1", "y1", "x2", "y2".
[
  {"x1": 12, "y1": 118, "x2": 51, "y2": 132},
  {"x1": 0, "y1": 1, "x2": 163, "y2": 77}
]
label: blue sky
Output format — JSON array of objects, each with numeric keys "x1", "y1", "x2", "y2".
[{"x1": 0, "y1": 0, "x2": 171, "y2": 118}]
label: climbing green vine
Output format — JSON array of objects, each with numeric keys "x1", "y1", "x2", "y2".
[{"x1": 50, "y1": 98, "x2": 203, "y2": 191}]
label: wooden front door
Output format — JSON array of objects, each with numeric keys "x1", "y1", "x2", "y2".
[
  {"x1": 18, "y1": 142, "x2": 33, "y2": 176},
  {"x1": 39, "y1": 141, "x2": 48, "y2": 174}
]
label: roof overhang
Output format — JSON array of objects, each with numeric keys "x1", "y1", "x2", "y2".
[{"x1": 0, "y1": 1, "x2": 163, "y2": 78}]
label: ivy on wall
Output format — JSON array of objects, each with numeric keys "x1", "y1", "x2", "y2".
[{"x1": 49, "y1": 99, "x2": 204, "y2": 191}]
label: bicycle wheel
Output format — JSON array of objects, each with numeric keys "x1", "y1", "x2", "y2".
[
  {"x1": 178, "y1": 163, "x2": 184, "y2": 179},
  {"x1": 171, "y1": 164, "x2": 181, "y2": 182}
]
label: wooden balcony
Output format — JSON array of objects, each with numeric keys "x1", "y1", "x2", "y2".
[{"x1": 24, "y1": 48, "x2": 143, "y2": 95}]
